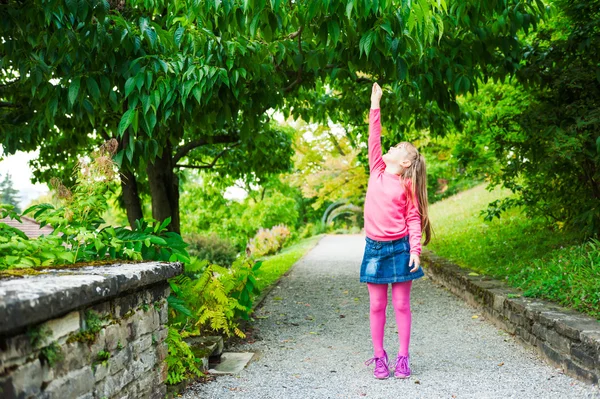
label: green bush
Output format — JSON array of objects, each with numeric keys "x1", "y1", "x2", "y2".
[
  {"x1": 241, "y1": 192, "x2": 299, "y2": 234},
  {"x1": 246, "y1": 225, "x2": 291, "y2": 258},
  {"x1": 0, "y1": 141, "x2": 189, "y2": 270},
  {"x1": 185, "y1": 233, "x2": 238, "y2": 267}
]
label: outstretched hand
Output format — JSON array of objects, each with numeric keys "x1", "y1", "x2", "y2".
[{"x1": 371, "y1": 82, "x2": 382, "y2": 109}]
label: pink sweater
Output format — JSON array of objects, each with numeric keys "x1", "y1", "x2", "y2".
[{"x1": 363, "y1": 108, "x2": 422, "y2": 255}]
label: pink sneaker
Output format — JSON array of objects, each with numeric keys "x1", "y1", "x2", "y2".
[
  {"x1": 393, "y1": 354, "x2": 411, "y2": 378},
  {"x1": 364, "y1": 350, "x2": 390, "y2": 379}
]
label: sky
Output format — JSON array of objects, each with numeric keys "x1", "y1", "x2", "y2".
[{"x1": 0, "y1": 149, "x2": 49, "y2": 209}]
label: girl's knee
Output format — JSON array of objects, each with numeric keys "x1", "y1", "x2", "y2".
[
  {"x1": 392, "y1": 299, "x2": 411, "y2": 313},
  {"x1": 369, "y1": 298, "x2": 387, "y2": 313}
]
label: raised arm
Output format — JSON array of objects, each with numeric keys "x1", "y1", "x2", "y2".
[{"x1": 369, "y1": 83, "x2": 385, "y2": 174}]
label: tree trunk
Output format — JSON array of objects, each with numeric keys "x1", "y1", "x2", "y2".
[
  {"x1": 146, "y1": 142, "x2": 180, "y2": 234},
  {"x1": 120, "y1": 169, "x2": 143, "y2": 229},
  {"x1": 117, "y1": 131, "x2": 143, "y2": 229}
]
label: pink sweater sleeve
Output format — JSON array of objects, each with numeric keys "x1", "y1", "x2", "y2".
[
  {"x1": 368, "y1": 108, "x2": 386, "y2": 174},
  {"x1": 405, "y1": 181, "x2": 422, "y2": 255}
]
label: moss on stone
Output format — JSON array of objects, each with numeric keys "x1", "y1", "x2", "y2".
[{"x1": 0, "y1": 259, "x2": 148, "y2": 280}]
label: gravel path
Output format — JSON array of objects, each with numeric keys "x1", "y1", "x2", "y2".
[{"x1": 182, "y1": 235, "x2": 600, "y2": 399}]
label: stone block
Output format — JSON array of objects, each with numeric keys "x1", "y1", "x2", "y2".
[
  {"x1": 508, "y1": 310, "x2": 530, "y2": 329},
  {"x1": 108, "y1": 347, "x2": 132, "y2": 376},
  {"x1": 555, "y1": 315, "x2": 600, "y2": 341},
  {"x1": 0, "y1": 332, "x2": 34, "y2": 366},
  {"x1": 132, "y1": 309, "x2": 160, "y2": 338},
  {"x1": 0, "y1": 359, "x2": 43, "y2": 399},
  {"x1": 155, "y1": 327, "x2": 168, "y2": 344},
  {"x1": 53, "y1": 341, "x2": 92, "y2": 379},
  {"x1": 516, "y1": 327, "x2": 538, "y2": 347},
  {"x1": 580, "y1": 330, "x2": 600, "y2": 353},
  {"x1": 88, "y1": 328, "x2": 107, "y2": 355},
  {"x1": 532, "y1": 323, "x2": 549, "y2": 341},
  {"x1": 131, "y1": 334, "x2": 153, "y2": 359},
  {"x1": 539, "y1": 341, "x2": 566, "y2": 369},
  {"x1": 563, "y1": 358, "x2": 599, "y2": 385},
  {"x1": 156, "y1": 341, "x2": 168, "y2": 363},
  {"x1": 93, "y1": 362, "x2": 109, "y2": 383},
  {"x1": 95, "y1": 368, "x2": 135, "y2": 398},
  {"x1": 546, "y1": 329, "x2": 571, "y2": 353},
  {"x1": 159, "y1": 301, "x2": 169, "y2": 325},
  {"x1": 570, "y1": 343, "x2": 597, "y2": 370},
  {"x1": 104, "y1": 321, "x2": 130, "y2": 352},
  {"x1": 112, "y1": 290, "x2": 145, "y2": 320},
  {"x1": 491, "y1": 292, "x2": 506, "y2": 313},
  {"x1": 42, "y1": 366, "x2": 94, "y2": 399},
  {"x1": 131, "y1": 349, "x2": 157, "y2": 378},
  {"x1": 537, "y1": 310, "x2": 564, "y2": 328},
  {"x1": 42, "y1": 311, "x2": 81, "y2": 343}
]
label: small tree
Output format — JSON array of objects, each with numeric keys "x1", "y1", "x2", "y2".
[{"x1": 0, "y1": 173, "x2": 21, "y2": 213}]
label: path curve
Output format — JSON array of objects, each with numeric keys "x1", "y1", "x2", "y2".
[{"x1": 183, "y1": 235, "x2": 600, "y2": 399}]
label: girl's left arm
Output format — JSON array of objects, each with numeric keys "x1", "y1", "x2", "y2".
[{"x1": 405, "y1": 184, "x2": 422, "y2": 257}]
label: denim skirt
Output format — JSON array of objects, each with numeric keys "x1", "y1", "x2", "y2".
[{"x1": 359, "y1": 236, "x2": 425, "y2": 284}]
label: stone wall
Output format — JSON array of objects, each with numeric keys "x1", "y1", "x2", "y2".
[
  {"x1": 0, "y1": 262, "x2": 182, "y2": 399},
  {"x1": 421, "y1": 250, "x2": 600, "y2": 386}
]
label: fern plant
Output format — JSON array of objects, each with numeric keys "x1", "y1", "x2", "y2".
[{"x1": 165, "y1": 325, "x2": 204, "y2": 385}]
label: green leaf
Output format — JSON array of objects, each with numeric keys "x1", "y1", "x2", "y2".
[
  {"x1": 174, "y1": 27, "x2": 185, "y2": 47},
  {"x1": 132, "y1": 109, "x2": 139, "y2": 133},
  {"x1": 359, "y1": 31, "x2": 375, "y2": 58},
  {"x1": 250, "y1": 13, "x2": 260, "y2": 37},
  {"x1": 397, "y1": 57, "x2": 408, "y2": 80},
  {"x1": 454, "y1": 76, "x2": 463, "y2": 94},
  {"x1": 100, "y1": 76, "x2": 111, "y2": 94},
  {"x1": 66, "y1": 0, "x2": 78, "y2": 15},
  {"x1": 149, "y1": 236, "x2": 168, "y2": 245},
  {"x1": 346, "y1": 0, "x2": 354, "y2": 19},
  {"x1": 68, "y1": 77, "x2": 81, "y2": 106},
  {"x1": 380, "y1": 21, "x2": 393, "y2": 36},
  {"x1": 328, "y1": 20, "x2": 341, "y2": 45},
  {"x1": 118, "y1": 109, "x2": 135, "y2": 137},
  {"x1": 462, "y1": 75, "x2": 470, "y2": 93},
  {"x1": 125, "y1": 77, "x2": 136, "y2": 97},
  {"x1": 86, "y1": 77, "x2": 100, "y2": 99},
  {"x1": 145, "y1": 28, "x2": 157, "y2": 48},
  {"x1": 113, "y1": 150, "x2": 125, "y2": 167}
]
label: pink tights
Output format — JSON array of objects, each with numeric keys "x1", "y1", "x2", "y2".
[{"x1": 367, "y1": 281, "x2": 413, "y2": 358}]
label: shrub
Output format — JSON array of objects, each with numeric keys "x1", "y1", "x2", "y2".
[
  {"x1": 246, "y1": 224, "x2": 291, "y2": 258},
  {"x1": 240, "y1": 192, "x2": 299, "y2": 234},
  {"x1": 185, "y1": 233, "x2": 238, "y2": 267}
]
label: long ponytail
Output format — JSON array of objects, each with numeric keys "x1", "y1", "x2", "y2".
[{"x1": 401, "y1": 148, "x2": 432, "y2": 246}]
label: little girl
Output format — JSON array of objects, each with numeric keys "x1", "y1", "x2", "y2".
[{"x1": 361, "y1": 82, "x2": 432, "y2": 380}]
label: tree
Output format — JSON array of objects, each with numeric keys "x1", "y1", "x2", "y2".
[
  {"x1": 0, "y1": 173, "x2": 21, "y2": 213},
  {"x1": 1, "y1": 0, "x2": 546, "y2": 233},
  {"x1": 453, "y1": 0, "x2": 600, "y2": 235}
]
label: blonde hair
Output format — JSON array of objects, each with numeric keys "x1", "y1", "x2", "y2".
[{"x1": 395, "y1": 141, "x2": 432, "y2": 246}]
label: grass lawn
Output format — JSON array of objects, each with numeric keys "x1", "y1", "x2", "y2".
[
  {"x1": 427, "y1": 183, "x2": 599, "y2": 320},
  {"x1": 254, "y1": 234, "x2": 324, "y2": 292}
]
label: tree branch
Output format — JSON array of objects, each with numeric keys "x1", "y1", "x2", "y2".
[
  {"x1": 175, "y1": 143, "x2": 240, "y2": 170},
  {"x1": 173, "y1": 134, "x2": 240, "y2": 163},
  {"x1": 287, "y1": 26, "x2": 303, "y2": 40},
  {"x1": 284, "y1": 26, "x2": 304, "y2": 93}
]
